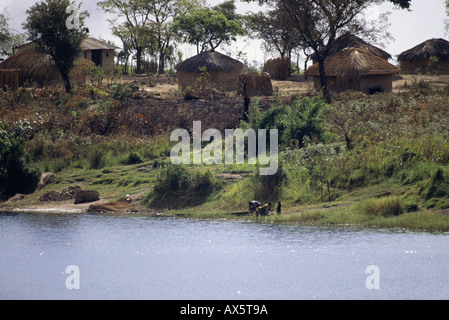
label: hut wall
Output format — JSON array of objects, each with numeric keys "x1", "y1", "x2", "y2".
[
  {"x1": 400, "y1": 59, "x2": 449, "y2": 75},
  {"x1": 178, "y1": 70, "x2": 240, "y2": 92},
  {"x1": 312, "y1": 76, "x2": 339, "y2": 91},
  {"x1": 312, "y1": 74, "x2": 392, "y2": 93},
  {"x1": 83, "y1": 49, "x2": 115, "y2": 73},
  {"x1": 83, "y1": 50, "x2": 92, "y2": 62},
  {"x1": 0, "y1": 69, "x2": 19, "y2": 90},
  {"x1": 360, "y1": 74, "x2": 392, "y2": 93},
  {"x1": 101, "y1": 49, "x2": 115, "y2": 73}
]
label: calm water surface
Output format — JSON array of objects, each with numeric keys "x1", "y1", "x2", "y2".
[{"x1": 1, "y1": 212, "x2": 449, "y2": 300}]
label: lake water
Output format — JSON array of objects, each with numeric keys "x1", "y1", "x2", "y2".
[{"x1": 1, "y1": 211, "x2": 449, "y2": 300}]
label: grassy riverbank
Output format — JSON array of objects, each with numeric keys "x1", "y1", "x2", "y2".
[{"x1": 2, "y1": 75, "x2": 449, "y2": 232}]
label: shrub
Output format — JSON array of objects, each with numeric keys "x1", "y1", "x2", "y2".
[
  {"x1": 0, "y1": 127, "x2": 40, "y2": 200},
  {"x1": 148, "y1": 164, "x2": 220, "y2": 208},
  {"x1": 83, "y1": 65, "x2": 104, "y2": 86},
  {"x1": 422, "y1": 167, "x2": 449, "y2": 200},
  {"x1": 87, "y1": 148, "x2": 105, "y2": 169},
  {"x1": 241, "y1": 95, "x2": 327, "y2": 148},
  {"x1": 109, "y1": 83, "x2": 138, "y2": 102},
  {"x1": 358, "y1": 196, "x2": 403, "y2": 217},
  {"x1": 124, "y1": 151, "x2": 144, "y2": 165}
]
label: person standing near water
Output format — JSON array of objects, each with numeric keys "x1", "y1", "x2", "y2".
[{"x1": 277, "y1": 201, "x2": 281, "y2": 215}]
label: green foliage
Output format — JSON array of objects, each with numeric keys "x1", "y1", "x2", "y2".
[
  {"x1": 123, "y1": 151, "x2": 144, "y2": 165},
  {"x1": 172, "y1": 1, "x2": 244, "y2": 53},
  {"x1": 83, "y1": 65, "x2": 104, "y2": 86},
  {"x1": 109, "y1": 83, "x2": 137, "y2": 102},
  {"x1": 148, "y1": 164, "x2": 220, "y2": 208},
  {"x1": 0, "y1": 127, "x2": 40, "y2": 200},
  {"x1": 357, "y1": 196, "x2": 404, "y2": 217},
  {"x1": 421, "y1": 167, "x2": 449, "y2": 209},
  {"x1": 23, "y1": 0, "x2": 89, "y2": 92},
  {"x1": 241, "y1": 95, "x2": 327, "y2": 148}
]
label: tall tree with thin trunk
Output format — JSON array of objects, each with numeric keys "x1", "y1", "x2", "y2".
[
  {"x1": 245, "y1": 0, "x2": 411, "y2": 102},
  {"x1": 23, "y1": 0, "x2": 88, "y2": 93},
  {"x1": 98, "y1": 0, "x2": 202, "y2": 74}
]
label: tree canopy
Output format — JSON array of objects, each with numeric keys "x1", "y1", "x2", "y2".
[
  {"x1": 98, "y1": 0, "x2": 202, "y2": 74},
  {"x1": 172, "y1": 0, "x2": 244, "y2": 54},
  {"x1": 0, "y1": 9, "x2": 27, "y2": 59},
  {"x1": 23, "y1": 0, "x2": 89, "y2": 93}
]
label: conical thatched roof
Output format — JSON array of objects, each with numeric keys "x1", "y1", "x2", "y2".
[
  {"x1": 176, "y1": 50, "x2": 244, "y2": 73},
  {"x1": 305, "y1": 48, "x2": 399, "y2": 86},
  {"x1": 311, "y1": 33, "x2": 392, "y2": 62},
  {"x1": 398, "y1": 38, "x2": 449, "y2": 62},
  {"x1": 0, "y1": 42, "x2": 94, "y2": 86}
]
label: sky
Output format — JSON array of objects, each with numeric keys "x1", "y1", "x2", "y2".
[{"x1": 2, "y1": 0, "x2": 448, "y2": 66}]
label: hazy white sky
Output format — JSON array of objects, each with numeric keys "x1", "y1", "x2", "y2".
[{"x1": 2, "y1": 0, "x2": 448, "y2": 64}]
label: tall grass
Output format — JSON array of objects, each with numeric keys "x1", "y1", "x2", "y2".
[{"x1": 357, "y1": 196, "x2": 403, "y2": 217}]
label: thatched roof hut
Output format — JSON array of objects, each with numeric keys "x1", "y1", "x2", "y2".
[
  {"x1": 305, "y1": 48, "x2": 399, "y2": 94},
  {"x1": 262, "y1": 56, "x2": 291, "y2": 80},
  {"x1": 311, "y1": 33, "x2": 392, "y2": 63},
  {"x1": 0, "y1": 42, "x2": 94, "y2": 87},
  {"x1": 176, "y1": 50, "x2": 245, "y2": 92},
  {"x1": 398, "y1": 38, "x2": 449, "y2": 74}
]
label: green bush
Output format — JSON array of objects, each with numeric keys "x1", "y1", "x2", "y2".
[
  {"x1": 358, "y1": 196, "x2": 403, "y2": 217},
  {"x1": 148, "y1": 164, "x2": 219, "y2": 208},
  {"x1": 422, "y1": 167, "x2": 449, "y2": 201},
  {"x1": 124, "y1": 151, "x2": 144, "y2": 165},
  {"x1": 0, "y1": 127, "x2": 40, "y2": 200},
  {"x1": 109, "y1": 83, "x2": 138, "y2": 102},
  {"x1": 241, "y1": 95, "x2": 327, "y2": 148},
  {"x1": 87, "y1": 148, "x2": 106, "y2": 170}
]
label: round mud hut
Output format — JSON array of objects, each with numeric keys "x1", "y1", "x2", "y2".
[
  {"x1": 311, "y1": 33, "x2": 392, "y2": 63},
  {"x1": 305, "y1": 48, "x2": 400, "y2": 94},
  {"x1": 176, "y1": 50, "x2": 245, "y2": 92},
  {"x1": 398, "y1": 38, "x2": 449, "y2": 74},
  {"x1": 0, "y1": 42, "x2": 94, "y2": 87}
]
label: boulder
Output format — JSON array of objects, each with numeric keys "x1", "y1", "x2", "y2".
[
  {"x1": 8, "y1": 193, "x2": 25, "y2": 202},
  {"x1": 36, "y1": 172, "x2": 55, "y2": 191},
  {"x1": 39, "y1": 185, "x2": 82, "y2": 202},
  {"x1": 74, "y1": 190, "x2": 100, "y2": 204}
]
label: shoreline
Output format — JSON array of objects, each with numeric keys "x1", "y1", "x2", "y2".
[{"x1": 2, "y1": 197, "x2": 449, "y2": 234}]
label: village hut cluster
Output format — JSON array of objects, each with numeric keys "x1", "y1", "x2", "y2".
[
  {"x1": 175, "y1": 34, "x2": 449, "y2": 97},
  {"x1": 2, "y1": 31, "x2": 449, "y2": 95}
]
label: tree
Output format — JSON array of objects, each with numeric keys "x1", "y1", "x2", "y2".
[
  {"x1": 0, "y1": 9, "x2": 27, "y2": 59},
  {"x1": 278, "y1": 0, "x2": 412, "y2": 102},
  {"x1": 98, "y1": 0, "x2": 155, "y2": 74},
  {"x1": 389, "y1": 0, "x2": 411, "y2": 8},
  {"x1": 98, "y1": 0, "x2": 202, "y2": 74},
  {"x1": 245, "y1": 4, "x2": 301, "y2": 58},
  {"x1": 23, "y1": 0, "x2": 89, "y2": 93},
  {"x1": 244, "y1": 0, "x2": 411, "y2": 102},
  {"x1": 0, "y1": 126, "x2": 40, "y2": 200},
  {"x1": 172, "y1": 1, "x2": 244, "y2": 54}
]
